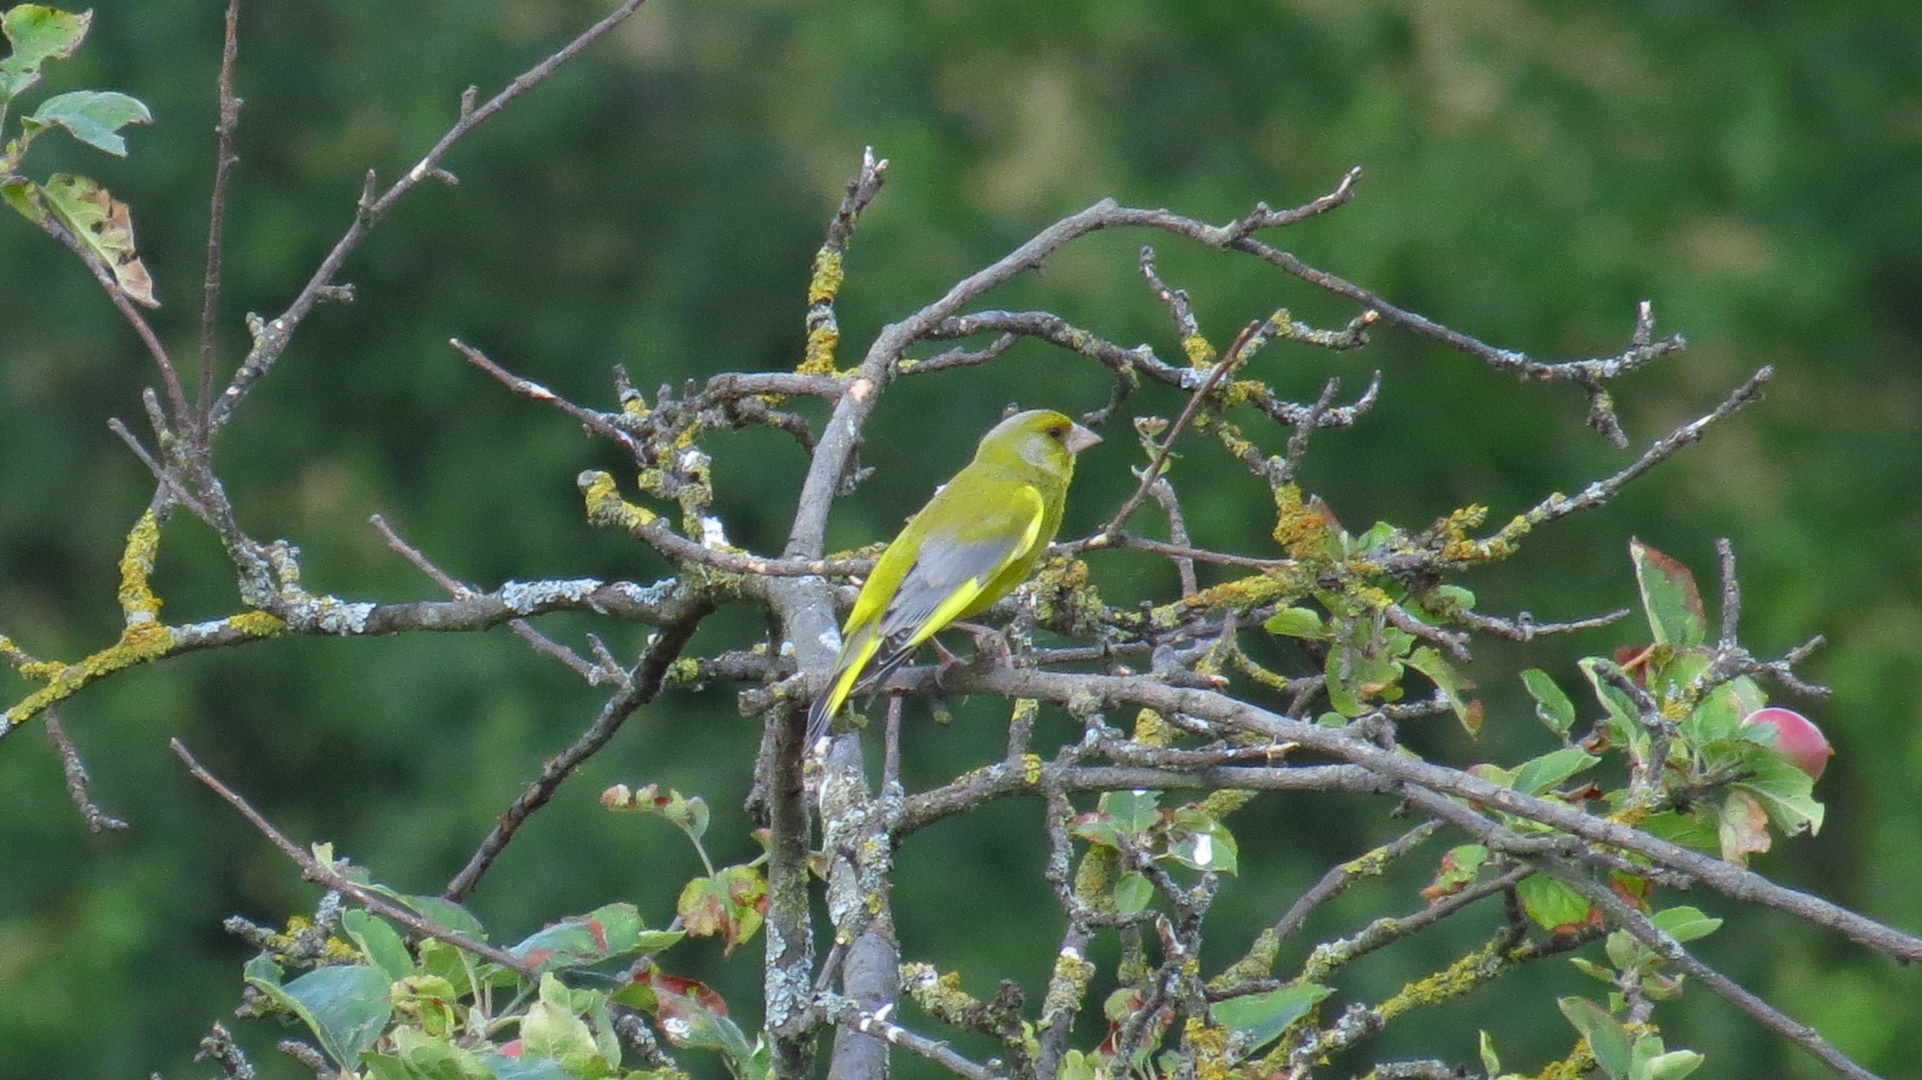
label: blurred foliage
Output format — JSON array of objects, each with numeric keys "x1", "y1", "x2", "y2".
[{"x1": 0, "y1": 1, "x2": 1916, "y2": 1077}]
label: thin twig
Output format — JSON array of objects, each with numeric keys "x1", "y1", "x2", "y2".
[
  {"x1": 444, "y1": 597, "x2": 711, "y2": 900},
  {"x1": 199, "y1": 0, "x2": 244, "y2": 436},
  {"x1": 1146, "y1": 478, "x2": 1197, "y2": 596},
  {"x1": 171, "y1": 738, "x2": 534, "y2": 974},
  {"x1": 453, "y1": 339, "x2": 644, "y2": 457},
  {"x1": 1269, "y1": 821, "x2": 1441, "y2": 945},
  {"x1": 1716, "y1": 537, "x2": 1742, "y2": 645},
  {"x1": 208, "y1": 0, "x2": 653, "y2": 433},
  {"x1": 1497, "y1": 367, "x2": 1772, "y2": 539},
  {"x1": 370, "y1": 513, "x2": 612, "y2": 684},
  {"x1": 1549, "y1": 860, "x2": 1882, "y2": 1080},
  {"x1": 1101, "y1": 342, "x2": 1243, "y2": 536},
  {"x1": 36, "y1": 213, "x2": 190, "y2": 425},
  {"x1": 44, "y1": 708, "x2": 128, "y2": 832},
  {"x1": 829, "y1": 999, "x2": 1005, "y2": 1080}
]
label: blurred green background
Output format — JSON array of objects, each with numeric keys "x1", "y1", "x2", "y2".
[{"x1": 1, "y1": 1, "x2": 1916, "y2": 1076}]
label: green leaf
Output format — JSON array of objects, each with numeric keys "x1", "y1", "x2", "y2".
[
  {"x1": 1521, "y1": 669, "x2": 1577, "y2": 737},
  {"x1": 521, "y1": 974, "x2": 615, "y2": 1076},
  {"x1": 395, "y1": 893, "x2": 489, "y2": 941},
  {"x1": 1558, "y1": 996, "x2": 1632, "y2": 1080},
  {"x1": 1604, "y1": 929, "x2": 1642, "y2": 970},
  {"x1": 343, "y1": 909, "x2": 416, "y2": 982},
  {"x1": 1165, "y1": 814, "x2": 1238, "y2": 874},
  {"x1": 1516, "y1": 875, "x2": 1592, "y2": 931},
  {"x1": 1262, "y1": 607, "x2": 1324, "y2": 638},
  {"x1": 1650, "y1": 906, "x2": 1722, "y2": 943},
  {"x1": 622, "y1": 969, "x2": 757, "y2": 1067},
  {"x1": 1, "y1": 174, "x2": 38, "y2": 224},
  {"x1": 1478, "y1": 1030, "x2": 1501, "y2": 1077},
  {"x1": 1113, "y1": 871, "x2": 1153, "y2": 914},
  {"x1": 1057, "y1": 1050, "x2": 1096, "y2": 1080},
  {"x1": 1323, "y1": 650, "x2": 1363, "y2": 717},
  {"x1": 1510, "y1": 746, "x2": 1600, "y2": 797},
  {"x1": 1680, "y1": 680, "x2": 1742, "y2": 746},
  {"x1": 1569, "y1": 957, "x2": 1615, "y2": 983},
  {"x1": 1101, "y1": 790, "x2": 1161, "y2": 834},
  {"x1": 1639, "y1": 806, "x2": 1719, "y2": 853},
  {"x1": 26, "y1": 90, "x2": 151, "y2": 155},
  {"x1": 512, "y1": 902, "x2": 652, "y2": 972},
  {"x1": 1732, "y1": 753, "x2": 1825, "y2": 837},
  {"x1": 248, "y1": 963, "x2": 393, "y2": 1072},
  {"x1": 478, "y1": 1053, "x2": 575, "y2": 1080},
  {"x1": 377, "y1": 1026, "x2": 494, "y2": 1080},
  {"x1": 1579, "y1": 657, "x2": 1642, "y2": 754},
  {"x1": 1717, "y1": 788, "x2": 1773, "y2": 865},
  {"x1": 1208, "y1": 983, "x2": 1331, "y2": 1050},
  {"x1": 38, "y1": 173, "x2": 158, "y2": 306},
  {"x1": 242, "y1": 952, "x2": 284, "y2": 987},
  {"x1": 1406, "y1": 646, "x2": 1482, "y2": 735},
  {"x1": 1423, "y1": 843, "x2": 1486, "y2": 900},
  {"x1": 0, "y1": 5, "x2": 89, "y2": 103},
  {"x1": 678, "y1": 866, "x2": 765, "y2": 955},
  {"x1": 1352, "y1": 521, "x2": 1396, "y2": 552},
  {"x1": 1636, "y1": 1048, "x2": 1704, "y2": 1080},
  {"x1": 1629, "y1": 539, "x2": 1705, "y2": 648}
]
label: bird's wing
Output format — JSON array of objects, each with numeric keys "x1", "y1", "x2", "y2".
[
  {"x1": 874, "y1": 481, "x2": 1047, "y2": 654},
  {"x1": 810, "y1": 479, "x2": 1047, "y2": 743}
]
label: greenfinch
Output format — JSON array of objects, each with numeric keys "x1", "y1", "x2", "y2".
[{"x1": 807, "y1": 409, "x2": 1101, "y2": 744}]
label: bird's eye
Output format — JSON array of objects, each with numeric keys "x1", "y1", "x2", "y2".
[{"x1": 1048, "y1": 425, "x2": 1067, "y2": 440}]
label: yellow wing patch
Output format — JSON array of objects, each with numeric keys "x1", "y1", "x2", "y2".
[{"x1": 902, "y1": 482, "x2": 1045, "y2": 651}]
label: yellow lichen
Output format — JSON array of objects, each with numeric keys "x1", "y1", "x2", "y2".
[
  {"x1": 578, "y1": 470, "x2": 658, "y2": 531},
  {"x1": 225, "y1": 610, "x2": 288, "y2": 638},
  {"x1": 1181, "y1": 334, "x2": 1217, "y2": 368},
  {"x1": 1130, "y1": 708, "x2": 1170, "y2": 747},
  {"x1": 1375, "y1": 935, "x2": 1509, "y2": 1021},
  {"x1": 1186, "y1": 1017, "x2": 1232, "y2": 1080},
  {"x1": 664, "y1": 656, "x2": 703, "y2": 687},
  {"x1": 1073, "y1": 845, "x2": 1114, "y2": 910},
  {"x1": 796, "y1": 249, "x2": 845, "y2": 376},
  {"x1": 116, "y1": 509, "x2": 164, "y2": 622},
  {"x1": 1269, "y1": 485, "x2": 1330, "y2": 561},
  {"x1": 900, "y1": 962, "x2": 981, "y2": 1018},
  {"x1": 1210, "y1": 929, "x2": 1280, "y2": 993},
  {"x1": 1040, "y1": 945, "x2": 1096, "y2": 1027},
  {"x1": 807, "y1": 249, "x2": 844, "y2": 306},
  {"x1": 1228, "y1": 648, "x2": 1293, "y2": 693},
  {"x1": 1195, "y1": 789, "x2": 1254, "y2": 820}
]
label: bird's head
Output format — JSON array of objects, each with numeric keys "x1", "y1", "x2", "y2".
[{"x1": 977, "y1": 409, "x2": 1101, "y2": 476}]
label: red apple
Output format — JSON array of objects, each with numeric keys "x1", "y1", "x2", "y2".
[{"x1": 1741, "y1": 706, "x2": 1833, "y2": 779}]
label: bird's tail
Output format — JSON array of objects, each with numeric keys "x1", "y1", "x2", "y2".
[{"x1": 804, "y1": 693, "x2": 835, "y2": 748}]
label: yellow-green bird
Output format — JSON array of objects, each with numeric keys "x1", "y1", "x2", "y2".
[{"x1": 807, "y1": 409, "x2": 1101, "y2": 744}]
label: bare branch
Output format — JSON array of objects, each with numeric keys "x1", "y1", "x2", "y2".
[
  {"x1": 208, "y1": 0, "x2": 654, "y2": 433},
  {"x1": 172, "y1": 739, "x2": 535, "y2": 974},
  {"x1": 444, "y1": 589, "x2": 712, "y2": 899},
  {"x1": 1549, "y1": 860, "x2": 1883, "y2": 1080},
  {"x1": 45, "y1": 709, "x2": 128, "y2": 832},
  {"x1": 885, "y1": 665, "x2": 1922, "y2": 964},
  {"x1": 198, "y1": 0, "x2": 245, "y2": 434}
]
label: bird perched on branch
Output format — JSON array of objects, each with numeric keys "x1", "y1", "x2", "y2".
[{"x1": 806, "y1": 409, "x2": 1101, "y2": 745}]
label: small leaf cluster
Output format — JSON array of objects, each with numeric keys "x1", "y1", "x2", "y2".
[
  {"x1": 244, "y1": 893, "x2": 683, "y2": 1080},
  {"x1": 1261, "y1": 515, "x2": 1485, "y2": 734},
  {"x1": 1071, "y1": 788, "x2": 1240, "y2": 918},
  {"x1": 0, "y1": 5, "x2": 157, "y2": 305},
  {"x1": 231, "y1": 785, "x2": 778, "y2": 1080}
]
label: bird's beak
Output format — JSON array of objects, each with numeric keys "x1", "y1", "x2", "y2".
[{"x1": 1064, "y1": 423, "x2": 1101, "y2": 455}]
